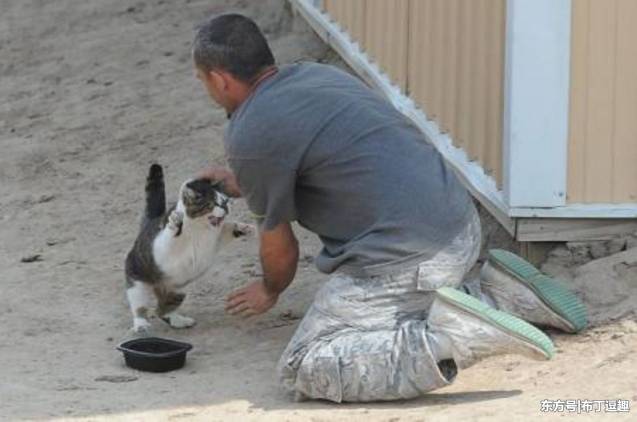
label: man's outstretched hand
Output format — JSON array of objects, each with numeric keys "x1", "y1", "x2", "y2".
[
  {"x1": 225, "y1": 215, "x2": 299, "y2": 319},
  {"x1": 225, "y1": 279, "x2": 278, "y2": 318},
  {"x1": 198, "y1": 166, "x2": 242, "y2": 198}
]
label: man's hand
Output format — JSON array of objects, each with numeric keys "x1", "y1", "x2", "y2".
[
  {"x1": 225, "y1": 279, "x2": 278, "y2": 318},
  {"x1": 198, "y1": 166, "x2": 242, "y2": 198},
  {"x1": 225, "y1": 223, "x2": 298, "y2": 319}
]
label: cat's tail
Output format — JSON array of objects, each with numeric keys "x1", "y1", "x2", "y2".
[{"x1": 145, "y1": 164, "x2": 166, "y2": 219}]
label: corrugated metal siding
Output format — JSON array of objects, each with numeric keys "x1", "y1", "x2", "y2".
[
  {"x1": 363, "y1": 0, "x2": 409, "y2": 92},
  {"x1": 324, "y1": 0, "x2": 408, "y2": 91},
  {"x1": 408, "y1": 0, "x2": 505, "y2": 185},
  {"x1": 322, "y1": 0, "x2": 506, "y2": 186},
  {"x1": 323, "y1": 0, "x2": 366, "y2": 44},
  {"x1": 568, "y1": 0, "x2": 637, "y2": 203}
]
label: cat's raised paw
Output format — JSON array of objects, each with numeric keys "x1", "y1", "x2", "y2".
[{"x1": 167, "y1": 210, "x2": 184, "y2": 236}]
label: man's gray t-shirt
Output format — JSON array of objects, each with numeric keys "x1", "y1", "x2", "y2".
[{"x1": 225, "y1": 62, "x2": 473, "y2": 276}]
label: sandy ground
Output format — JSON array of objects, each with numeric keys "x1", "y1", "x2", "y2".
[{"x1": 1, "y1": 1, "x2": 636, "y2": 421}]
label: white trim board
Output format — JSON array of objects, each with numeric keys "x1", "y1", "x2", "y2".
[
  {"x1": 503, "y1": 0, "x2": 571, "y2": 208},
  {"x1": 516, "y1": 218, "x2": 637, "y2": 242},
  {"x1": 290, "y1": 0, "x2": 637, "y2": 228},
  {"x1": 510, "y1": 204, "x2": 637, "y2": 219}
]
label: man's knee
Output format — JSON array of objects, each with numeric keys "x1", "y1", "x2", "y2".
[
  {"x1": 279, "y1": 324, "x2": 453, "y2": 403},
  {"x1": 294, "y1": 353, "x2": 344, "y2": 402}
]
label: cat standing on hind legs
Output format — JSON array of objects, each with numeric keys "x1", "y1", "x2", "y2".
[{"x1": 124, "y1": 164, "x2": 252, "y2": 334}]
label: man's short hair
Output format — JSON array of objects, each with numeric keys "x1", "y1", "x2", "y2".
[{"x1": 193, "y1": 14, "x2": 275, "y2": 83}]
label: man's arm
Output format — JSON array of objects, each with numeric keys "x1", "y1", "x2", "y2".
[
  {"x1": 260, "y1": 222, "x2": 299, "y2": 295},
  {"x1": 226, "y1": 222, "x2": 299, "y2": 317}
]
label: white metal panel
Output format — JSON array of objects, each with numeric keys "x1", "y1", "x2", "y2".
[{"x1": 503, "y1": 0, "x2": 571, "y2": 208}]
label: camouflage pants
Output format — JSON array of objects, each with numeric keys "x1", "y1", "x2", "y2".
[{"x1": 277, "y1": 209, "x2": 482, "y2": 402}]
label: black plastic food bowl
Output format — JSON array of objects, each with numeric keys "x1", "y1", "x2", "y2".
[{"x1": 117, "y1": 337, "x2": 193, "y2": 372}]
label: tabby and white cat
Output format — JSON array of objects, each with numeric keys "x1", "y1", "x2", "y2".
[{"x1": 124, "y1": 164, "x2": 251, "y2": 333}]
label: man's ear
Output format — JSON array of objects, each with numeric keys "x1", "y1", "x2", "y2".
[{"x1": 210, "y1": 70, "x2": 230, "y2": 91}]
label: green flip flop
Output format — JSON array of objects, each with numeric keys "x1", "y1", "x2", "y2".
[
  {"x1": 436, "y1": 286, "x2": 555, "y2": 359},
  {"x1": 488, "y1": 249, "x2": 588, "y2": 333}
]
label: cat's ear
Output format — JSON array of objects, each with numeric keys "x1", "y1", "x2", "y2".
[
  {"x1": 182, "y1": 185, "x2": 199, "y2": 200},
  {"x1": 210, "y1": 179, "x2": 228, "y2": 194},
  {"x1": 193, "y1": 177, "x2": 221, "y2": 190}
]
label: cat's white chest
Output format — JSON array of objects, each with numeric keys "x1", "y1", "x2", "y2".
[{"x1": 153, "y1": 218, "x2": 221, "y2": 288}]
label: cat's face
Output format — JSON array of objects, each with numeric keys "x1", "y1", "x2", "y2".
[{"x1": 180, "y1": 179, "x2": 229, "y2": 226}]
